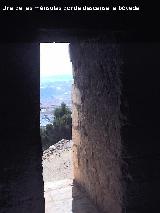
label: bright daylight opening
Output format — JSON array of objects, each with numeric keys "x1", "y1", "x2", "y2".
[{"x1": 40, "y1": 43, "x2": 73, "y2": 211}]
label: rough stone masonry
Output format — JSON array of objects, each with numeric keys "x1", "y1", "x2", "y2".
[{"x1": 70, "y1": 38, "x2": 123, "y2": 213}]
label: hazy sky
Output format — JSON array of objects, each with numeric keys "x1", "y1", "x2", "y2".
[{"x1": 40, "y1": 43, "x2": 72, "y2": 77}]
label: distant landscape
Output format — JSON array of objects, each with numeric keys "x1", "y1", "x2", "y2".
[{"x1": 40, "y1": 74, "x2": 73, "y2": 126}]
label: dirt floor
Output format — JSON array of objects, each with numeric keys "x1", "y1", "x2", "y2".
[
  {"x1": 42, "y1": 147, "x2": 73, "y2": 182},
  {"x1": 42, "y1": 140, "x2": 99, "y2": 213}
]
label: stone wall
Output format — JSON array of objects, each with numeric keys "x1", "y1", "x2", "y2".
[
  {"x1": 121, "y1": 43, "x2": 160, "y2": 212},
  {"x1": 70, "y1": 40, "x2": 160, "y2": 213},
  {"x1": 0, "y1": 44, "x2": 44, "y2": 213},
  {"x1": 70, "y1": 39, "x2": 123, "y2": 213}
]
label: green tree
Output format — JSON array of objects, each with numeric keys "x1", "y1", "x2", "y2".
[
  {"x1": 53, "y1": 102, "x2": 72, "y2": 126},
  {"x1": 53, "y1": 102, "x2": 72, "y2": 140},
  {"x1": 40, "y1": 102, "x2": 72, "y2": 150}
]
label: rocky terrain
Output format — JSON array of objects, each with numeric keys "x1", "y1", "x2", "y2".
[{"x1": 42, "y1": 139, "x2": 73, "y2": 182}]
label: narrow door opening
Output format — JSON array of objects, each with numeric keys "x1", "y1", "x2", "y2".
[
  {"x1": 40, "y1": 42, "x2": 74, "y2": 209},
  {"x1": 40, "y1": 42, "x2": 100, "y2": 213}
]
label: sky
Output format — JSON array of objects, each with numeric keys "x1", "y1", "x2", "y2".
[{"x1": 40, "y1": 43, "x2": 72, "y2": 77}]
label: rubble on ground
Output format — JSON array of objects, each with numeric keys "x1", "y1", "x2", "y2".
[{"x1": 42, "y1": 139, "x2": 73, "y2": 160}]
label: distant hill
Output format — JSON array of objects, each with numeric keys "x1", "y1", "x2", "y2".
[
  {"x1": 40, "y1": 75, "x2": 73, "y2": 106},
  {"x1": 40, "y1": 74, "x2": 73, "y2": 85},
  {"x1": 40, "y1": 74, "x2": 73, "y2": 126}
]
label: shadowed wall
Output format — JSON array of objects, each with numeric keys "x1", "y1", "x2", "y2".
[
  {"x1": 121, "y1": 43, "x2": 160, "y2": 212},
  {"x1": 0, "y1": 43, "x2": 44, "y2": 213}
]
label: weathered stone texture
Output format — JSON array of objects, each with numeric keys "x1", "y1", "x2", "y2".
[{"x1": 70, "y1": 40, "x2": 123, "y2": 213}]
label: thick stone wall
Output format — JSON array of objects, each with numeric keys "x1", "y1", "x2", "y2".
[
  {"x1": 70, "y1": 40, "x2": 160, "y2": 213},
  {"x1": 70, "y1": 40, "x2": 123, "y2": 213},
  {"x1": 0, "y1": 44, "x2": 44, "y2": 213},
  {"x1": 121, "y1": 43, "x2": 160, "y2": 212}
]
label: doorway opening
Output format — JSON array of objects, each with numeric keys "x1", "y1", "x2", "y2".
[
  {"x1": 40, "y1": 41, "x2": 101, "y2": 213},
  {"x1": 40, "y1": 42, "x2": 73, "y2": 205}
]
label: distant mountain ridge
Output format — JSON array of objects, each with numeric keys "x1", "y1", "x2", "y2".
[
  {"x1": 40, "y1": 74, "x2": 73, "y2": 126},
  {"x1": 40, "y1": 74, "x2": 73, "y2": 106},
  {"x1": 40, "y1": 74, "x2": 73, "y2": 87}
]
